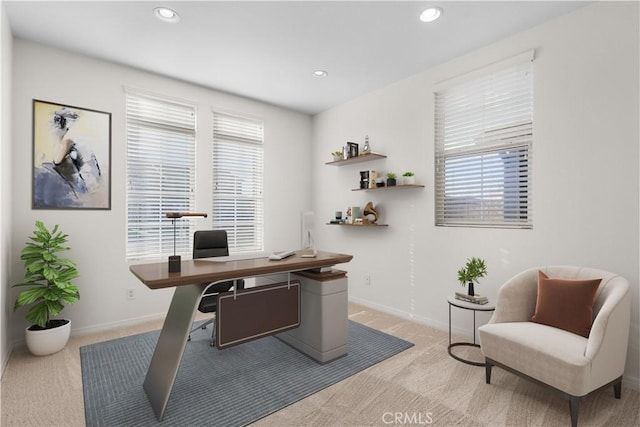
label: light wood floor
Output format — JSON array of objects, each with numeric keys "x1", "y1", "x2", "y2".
[{"x1": 1, "y1": 303, "x2": 638, "y2": 426}]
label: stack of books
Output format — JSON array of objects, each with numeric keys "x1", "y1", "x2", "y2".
[{"x1": 455, "y1": 292, "x2": 489, "y2": 305}]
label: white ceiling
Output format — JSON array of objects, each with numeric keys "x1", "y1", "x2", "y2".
[{"x1": 4, "y1": 1, "x2": 590, "y2": 115}]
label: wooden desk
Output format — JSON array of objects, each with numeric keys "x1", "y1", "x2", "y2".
[{"x1": 129, "y1": 250, "x2": 353, "y2": 421}]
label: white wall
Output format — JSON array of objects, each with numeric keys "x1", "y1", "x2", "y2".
[
  {"x1": 0, "y1": 2, "x2": 13, "y2": 376},
  {"x1": 312, "y1": 2, "x2": 639, "y2": 387},
  {"x1": 9, "y1": 40, "x2": 312, "y2": 343}
]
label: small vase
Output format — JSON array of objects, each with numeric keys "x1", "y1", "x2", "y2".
[
  {"x1": 468, "y1": 282, "x2": 475, "y2": 296},
  {"x1": 402, "y1": 176, "x2": 415, "y2": 185}
]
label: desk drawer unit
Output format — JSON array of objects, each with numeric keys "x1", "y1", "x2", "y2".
[{"x1": 277, "y1": 270, "x2": 349, "y2": 363}]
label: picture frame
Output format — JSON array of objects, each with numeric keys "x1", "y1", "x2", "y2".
[
  {"x1": 347, "y1": 141, "x2": 359, "y2": 158},
  {"x1": 32, "y1": 99, "x2": 111, "y2": 210}
]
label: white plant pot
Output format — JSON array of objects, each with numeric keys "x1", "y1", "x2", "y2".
[
  {"x1": 402, "y1": 176, "x2": 415, "y2": 185},
  {"x1": 25, "y1": 320, "x2": 71, "y2": 356}
]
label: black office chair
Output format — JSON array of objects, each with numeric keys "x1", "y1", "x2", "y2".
[{"x1": 189, "y1": 230, "x2": 244, "y2": 346}]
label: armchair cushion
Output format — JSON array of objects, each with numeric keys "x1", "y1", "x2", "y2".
[
  {"x1": 531, "y1": 271, "x2": 601, "y2": 338},
  {"x1": 479, "y1": 321, "x2": 590, "y2": 395}
]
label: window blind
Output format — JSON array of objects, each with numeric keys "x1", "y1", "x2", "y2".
[
  {"x1": 126, "y1": 91, "x2": 196, "y2": 260},
  {"x1": 212, "y1": 111, "x2": 264, "y2": 253},
  {"x1": 434, "y1": 59, "x2": 533, "y2": 228}
]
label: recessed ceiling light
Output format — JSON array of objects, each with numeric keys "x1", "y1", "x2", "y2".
[
  {"x1": 154, "y1": 7, "x2": 180, "y2": 23},
  {"x1": 313, "y1": 70, "x2": 328, "y2": 78},
  {"x1": 420, "y1": 6, "x2": 443, "y2": 23}
]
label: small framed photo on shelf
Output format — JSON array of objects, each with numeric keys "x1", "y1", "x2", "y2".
[{"x1": 347, "y1": 142, "x2": 359, "y2": 158}]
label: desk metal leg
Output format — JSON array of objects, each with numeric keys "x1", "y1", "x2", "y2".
[{"x1": 143, "y1": 283, "x2": 207, "y2": 421}]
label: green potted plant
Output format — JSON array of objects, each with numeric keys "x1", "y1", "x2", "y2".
[
  {"x1": 331, "y1": 150, "x2": 343, "y2": 161},
  {"x1": 13, "y1": 221, "x2": 80, "y2": 356},
  {"x1": 386, "y1": 172, "x2": 397, "y2": 187},
  {"x1": 457, "y1": 257, "x2": 487, "y2": 296},
  {"x1": 402, "y1": 171, "x2": 415, "y2": 185}
]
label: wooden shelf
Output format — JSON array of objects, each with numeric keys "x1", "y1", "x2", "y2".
[
  {"x1": 351, "y1": 184, "x2": 425, "y2": 191},
  {"x1": 325, "y1": 152, "x2": 386, "y2": 166},
  {"x1": 326, "y1": 223, "x2": 388, "y2": 227}
]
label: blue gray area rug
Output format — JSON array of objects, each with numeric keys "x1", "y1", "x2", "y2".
[{"x1": 81, "y1": 320, "x2": 413, "y2": 426}]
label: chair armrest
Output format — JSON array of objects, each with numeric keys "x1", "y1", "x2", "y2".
[
  {"x1": 489, "y1": 268, "x2": 539, "y2": 324},
  {"x1": 582, "y1": 275, "x2": 630, "y2": 389},
  {"x1": 585, "y1": 276, "x2": 630, "y2": 362}
]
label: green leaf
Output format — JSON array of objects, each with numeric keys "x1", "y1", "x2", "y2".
[
  {"x1": 25, "y1": 302, "x2": 49, "y2": 328},
  {"x1": 14, "y1": 287, "x2": 47, "y2": 310}
]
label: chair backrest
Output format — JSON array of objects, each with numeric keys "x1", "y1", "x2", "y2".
[{"x1": 193, "y1": 230, "x2": 229, "y2": 259}]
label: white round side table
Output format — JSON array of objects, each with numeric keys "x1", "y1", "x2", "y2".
[{"x1": 447, "y1": 295, "x2": 495, "y2": 366}]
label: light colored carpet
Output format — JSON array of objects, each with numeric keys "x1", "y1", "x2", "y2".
[{"x1": 2, "y1": 303, "x2": 639, "y2": 426}]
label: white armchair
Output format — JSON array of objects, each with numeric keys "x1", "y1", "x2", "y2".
[{"x1": 478, "y1": 266, "x2": 630, "y2": 427}]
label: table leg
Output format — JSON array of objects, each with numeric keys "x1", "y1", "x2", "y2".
[
  {"x1": 143, "y1": 283, "x2": 207, "y2": 421},
  {"x1": 473, "y1": 310, "x2": 477, "y2": 345},
  {"x1": 448, "y1": 303, "x2": 452, "y2": 346}
]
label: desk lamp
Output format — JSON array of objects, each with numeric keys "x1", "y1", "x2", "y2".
[{"x1": 165, "y1": 212, "x2": 208, "y2": 273}]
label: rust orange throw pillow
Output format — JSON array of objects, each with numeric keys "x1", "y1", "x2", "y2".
[{"x1": 531, "y1": 271, "x2": 601, "y2": 338}]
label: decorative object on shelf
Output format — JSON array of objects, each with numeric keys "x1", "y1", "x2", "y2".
[
  {"x1": 368, "y1": 170, "x2": 377, "y2": 188},
  {"x1": 331, "y1": 151, "x2": 343, "y2": 161},
  {"x1": 32, "y1": 99, "x2": 112, "y2": 210},
  {"x1": 454, "y1": 292, "x2": 489, "y2": 305},
  {"x1": 342, "y1": 145, "x2": 349, "y2": 160},
  {"x1": 402, "y1": 171, "x2": 415, "y2": 185},
  {"x1": 363, "y1": 201, "x2": 378, "y2": 223},
  {"x1": 377, "y1": 180, "x2": 385, "y2": 187},
  {"x1": 13, "y1": 221, "x2": 80, "y2": 356},
  {"x1": 386, "y1": 172, "x2": 397, "y2": 187},
  {"x1": 329, "y1": 210, "x2": 344, "y2": 224},
  {"x1": 165, "y1": 212, "x2": 208, "y2": 273},
  {"x1": 351, "y1": 206, "x2": 362, "y2": 223},
  {"x1": 457, "y1": 257, "x2": 487, "y2": 296},
  {"x1": 347, "y1": 142, "x2": 359, "y2": 158},
  {"x1": 362, "y1": 135, "x2": 371, "y2": 154},
  {"x1": 359, "y1": 170, "x2": 370, "y2": 189}
]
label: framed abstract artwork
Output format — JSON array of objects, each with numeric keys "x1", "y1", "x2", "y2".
[{"x1": 32, "y1": 99, "x2": 112, "y2": 210}]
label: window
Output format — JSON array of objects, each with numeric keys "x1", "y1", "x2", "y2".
[
  {"x1": 126, "y1": 90, "x2": 196, "y2": 260},
  {"x1": 435, "y1": 52, "x2": 533, "y2": 228},
  {"x1": 212, "y1": 111, "x2": 264, "y2": 253}
]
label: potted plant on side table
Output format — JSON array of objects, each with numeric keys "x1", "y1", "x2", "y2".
[
  {"x1": 13, "y1": 221, "x2": 80, "y2": 356},
  {"x1": 457, "y1": 257, "x2": 487, "y2": 297}
]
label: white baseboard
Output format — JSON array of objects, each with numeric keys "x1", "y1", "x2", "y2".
[
  {"x1": 8, "y1": 312, "x2": 169, "y2": 352},
  {"x1": 348, "y1": 295, "x2": 472, "y2": 339},
  {"x1": 1, "y1": 342, "x2": 15, "y2": 381},
  {"x1": 348, "y1": 296, "x2": 640, "y2": 392},
  {"x1": 623, "y1": 375, "x2": 639, "y2": 391},
  {"x1": 70, "y1": 312, "x2": 168, "y2": 337}
]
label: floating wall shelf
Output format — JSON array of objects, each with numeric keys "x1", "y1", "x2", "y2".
[
  {"x1": 325, "y1": 152, "x2": 387, "y2": 166},
  {"x1": 351, "y1": 184, "x2": 425, "y2": 191},
  {"x1": 326, "y1": 223, "x2": 388, "y2": 227}
]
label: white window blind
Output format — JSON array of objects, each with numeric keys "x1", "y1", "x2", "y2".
[
  {"x1": 435, "y1": 58, "x2": 533, "y2": 228},
  {"x1": 212, "y1": 111, "x2": 264, "y2": 253},
  {"x1": 126, "y1": 91, "x2": 196, "y2": 260}
]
